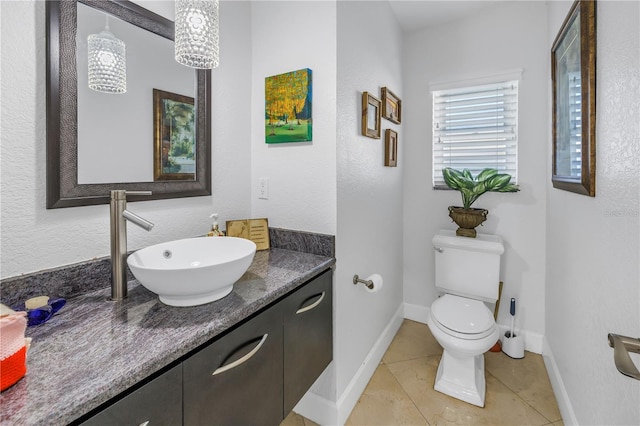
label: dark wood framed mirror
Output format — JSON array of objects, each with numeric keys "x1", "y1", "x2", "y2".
[
  {"x1": 551, "y1": 0, "x2": 596, "y2": 196},
  {"x1": 46, "y1": 0, "x2": 211, "y2": 208}
]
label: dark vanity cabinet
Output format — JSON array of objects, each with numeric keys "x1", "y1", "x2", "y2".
[
  {"x1": 81, "y1": 269, "x2": 332, "y2": 425},
  {"x1": 283, "y1": 269, "x2": 333, "y2": 414},
  {"x1": 184, "y1": 268, "x2": 333, "y2": 424},
  {"x1": 183, "y1": 302, "x2": 284, "y2": 425},
  {"x1": 82, "y1": 364, "x2": 182, "y2": 425}
]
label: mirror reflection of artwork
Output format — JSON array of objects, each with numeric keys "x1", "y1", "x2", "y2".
[
  {"x1": 554, "y1": 14, "x2": 581, "y2": 178},
  {"x1": 265, "y1": 68, "x2": 313, "y2": 143},
  {"x1": 153, "y1": 89, "x2": 196, "y2": 181}
]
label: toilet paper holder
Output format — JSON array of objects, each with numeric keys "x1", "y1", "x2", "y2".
[{"x1": 353, "y1": 275, "x2": 374, "y2": 289}]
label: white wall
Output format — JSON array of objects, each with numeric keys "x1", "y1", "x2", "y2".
[
  {"x1": 545, "y1": 1, "x2": 640, "y2": 425},
  {"x1": 0, "y1": 0, "x2": 253, "y2": 279},
  {"x1": 250, "y1": 1, "x2": 337, "y2": 235},
  {"x1": 333, "y1": 0, "x2": 404, "y2": 421},
  {"x1": 402, "y1": 1, "x2": 549, "y2": 349},
  {"x1": 266, "y1": 2, "x2": 404, "y2": 423}
]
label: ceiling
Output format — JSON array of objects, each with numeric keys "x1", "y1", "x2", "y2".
[{"x1": 388, "y1": 0, "x2": 500, "y2": 32}]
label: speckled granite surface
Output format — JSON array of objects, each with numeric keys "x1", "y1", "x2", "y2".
[
  {"x1": 0, "y1": 248, "x2": 335, "y2": 425},
  {"x1": 269, "y1": 227, "x2": 335, "y2": 258},
  {"x1": 0, "y1": 228, "x2": 334, "y2": 309},
  {"x1": 0, "y1": 258, "x2": 116, "y2": 309}
]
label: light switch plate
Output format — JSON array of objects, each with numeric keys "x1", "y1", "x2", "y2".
[{"x1": 259, "y1": 178, "x2": 269, "y2": 199}]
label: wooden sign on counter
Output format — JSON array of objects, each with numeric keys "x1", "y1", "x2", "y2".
[{"x1": 226, "y1": 218, "x2": 270, "y2": 250}]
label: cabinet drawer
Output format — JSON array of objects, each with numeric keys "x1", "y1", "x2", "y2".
[
  {"x1": 183, "y1": 304, "x2": 284, "y2": 426},
  {"x1": 82, "y1": 364, "x2": 182, "y2": 426},
  {"x1": 283, "y1": 269, "x2": 333, "y2": 414}
]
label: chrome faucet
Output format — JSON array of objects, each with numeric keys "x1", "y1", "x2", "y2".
[{"x1": 110, "y1": 190, "x2": 154, "y2": 300}]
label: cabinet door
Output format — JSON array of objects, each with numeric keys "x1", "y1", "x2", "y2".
[
  {"x1": 183, "y1": 304, "x2": 283, "y2": 426},
  {"x1": 283, "y1": 269, "x2": 333, "y2": 414},
  {"x1": 82, "y1": 364, "x2": 182, "y2": 426}
]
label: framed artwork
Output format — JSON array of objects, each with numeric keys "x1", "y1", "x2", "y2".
[
  {"x1": 153, "y1": 89, "x2": 195, "y2": 181},
  {"x1": 384, "y1": 129, "x2": 398, "y2": 167},
  {"x1": 381, "y1": 87, "x2": 401, "y2": 124},
  {"x1": 265, "y1": 68, "x2": 313, "y2": 143},
  {"x1": 362, "y1": 92, "x2": 381, "y2": 139},
  {"x1": 551, "y1": 0, "x2": 596, "y2": 196}
]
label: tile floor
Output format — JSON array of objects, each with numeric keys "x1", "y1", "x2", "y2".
[{"x1": 282, "y1": 319, "x2": 563, "y2": 426}]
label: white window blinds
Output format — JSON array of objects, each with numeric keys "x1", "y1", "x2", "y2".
[{"x1": 432, "y1": 80, "x2": 519, "y2": 188}]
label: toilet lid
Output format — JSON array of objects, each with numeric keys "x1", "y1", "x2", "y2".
[{"x1": 431, "y1": 294, "x2": 494, "y2": 335}]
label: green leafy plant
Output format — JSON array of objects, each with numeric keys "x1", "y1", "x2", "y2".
[{"x1": 442, "y1": 168, "x2": 520, "y2": 210}]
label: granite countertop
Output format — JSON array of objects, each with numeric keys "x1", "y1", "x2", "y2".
[{"x1": 0, "y1": 248, "x2": 335, "y2": 425}]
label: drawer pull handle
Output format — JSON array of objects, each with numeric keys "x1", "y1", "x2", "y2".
[
  {"x1": 296, "y1": 292, "x2": 325, "y2": 315},
  {"x1": 212, "y1": 334, "x2": 268, "y2": 376}
]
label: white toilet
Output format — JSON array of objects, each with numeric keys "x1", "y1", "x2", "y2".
[{"x1": 427, "y1": 229, "x2": 504, "y2": 407}]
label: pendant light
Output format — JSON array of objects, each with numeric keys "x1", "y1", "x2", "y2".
[
  {"x1": 88, "y1": 15, "x2": 126, "y2": 94},
  {"x1": 175, "y1": 0, "x2": 219, "y2": 69}
]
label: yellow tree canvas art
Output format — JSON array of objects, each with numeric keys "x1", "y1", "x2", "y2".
[{"x1": 265, "y1": 68, "x2": 312, "y2": 143}]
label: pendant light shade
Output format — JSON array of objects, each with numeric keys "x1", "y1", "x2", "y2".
[
  {"x1": 175, "y1": 0, "x2": 219, "y2": 69},
  {"x1": 88, "y1": 17, "x2": 126, "y2": 94}
]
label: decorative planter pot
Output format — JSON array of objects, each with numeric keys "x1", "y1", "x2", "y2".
[{"x1": 448, "y1": 206, "x2": 488, "y2": 238}]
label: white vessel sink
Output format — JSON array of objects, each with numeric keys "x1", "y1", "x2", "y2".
[{"x1": 127, "y1": 237, "x2": 257, "y2": 307}]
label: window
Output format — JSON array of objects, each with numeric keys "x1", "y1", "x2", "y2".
[{"x1": 432, "y1": 80, "x2": 519, "y2": 188}]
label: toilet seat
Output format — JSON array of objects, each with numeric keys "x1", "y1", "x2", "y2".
[{"x1": 431, "y1": 294, "x2": 495, "y2": 340}]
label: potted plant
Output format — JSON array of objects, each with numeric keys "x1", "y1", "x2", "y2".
[{"x1": 442, "y1": 168, "x2": 520, "y2": 238}]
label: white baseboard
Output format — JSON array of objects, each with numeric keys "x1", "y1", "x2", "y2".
[
  {"x1": 295, "y1": 304, "x2": 404, "y2": 425},
  {"x1": 293, "y1": 385, "x2": 338, "y2": 426},
  {"x1": 542, "y1": 337, "x2": 578, "y2": 425},
  {"x1": 404, "y1": 302, "x2": 431, "y2": 324}
]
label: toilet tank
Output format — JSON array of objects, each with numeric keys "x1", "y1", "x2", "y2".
[{"x1": 432, "y1": 229, "x2": 504, "y2": 302}]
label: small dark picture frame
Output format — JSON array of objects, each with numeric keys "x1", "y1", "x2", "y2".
[
  {"x1": 153, "y1": 89, "x2": 196, "y2": 182},
  {"x1": 381, "y1": 87, "x2": 401, "y2": 124},
  {"x1": 362, "y1": 92, "x2": 381, "y2": 139},
  {"x1": 551, "y1": 0, "x2": 596, "y2": 196},
  {"x1": 384, "y1": 129, "x2": 398, "y2": 167}
]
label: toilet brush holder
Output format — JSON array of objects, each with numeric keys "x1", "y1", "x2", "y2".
[{"x1": 502, "y1": 333, "x2": 525, "y2": 359}]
